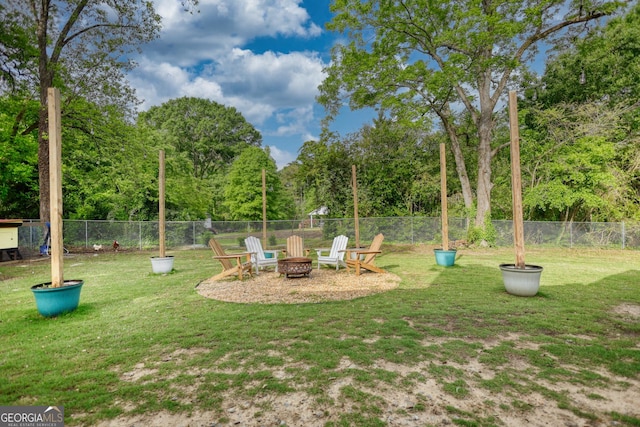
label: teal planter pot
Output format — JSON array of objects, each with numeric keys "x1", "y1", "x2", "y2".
[
  {"x1": 31, "y1": 280, "x2": 84, "y2": 317},
  {"x1": 499, "y1": 264, "x2": 543, "y2": 296},
  {"x1": 434, "y1": 249, "x2": 457, "y2": 267}
]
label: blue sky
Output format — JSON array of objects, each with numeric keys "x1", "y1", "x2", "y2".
[{"x1": 127, "y1": 0, "x2": 366, "y2": 169}]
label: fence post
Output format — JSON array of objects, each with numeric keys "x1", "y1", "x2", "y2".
[
  {"x1": 139, "y1": 221, "x2": 142, "y2": 250},
  {"x1": 622, "y1": 222, "x2": 625, "y2": 250},
  {"x1": 570, "y1": 222, "x2": 573, "y2": 249},
  {"x1": 411, "y1": 216, "x2": 414, "y2": 244},
  {"x1": 85, "y1": 220, "x2": 88, "y2": 248}
]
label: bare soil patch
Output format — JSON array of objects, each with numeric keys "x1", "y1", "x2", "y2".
[
  {"x1": 93, "y1": 336, "x2": 640, "y2": 427},
  {"x1": 196, "y1": 267, "x2": 401, "y2": 304},
  {"x1": 611, "y1": 303, "x2": 640, "y2": 319}
]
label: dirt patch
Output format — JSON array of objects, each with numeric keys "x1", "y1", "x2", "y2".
[
  {"x1": 611, "y1": 303, "x2": 640, "y2": 319},
  {"x1": 90, "y1": 268, "x2": 640, "y2": 426},
  {"x1": 92, "y1": 339, "x2": 640, "y2": 427},
  {"x1": 195, "y1": 268, "x2": 401, "y2": 304}
]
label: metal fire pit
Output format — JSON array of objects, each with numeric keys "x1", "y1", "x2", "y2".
[{"x1": 278, "y1": 257, "x2": 312, "y2": 278}]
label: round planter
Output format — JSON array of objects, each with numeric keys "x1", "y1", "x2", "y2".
[
  {"x1": 31, "y1": 280, "x2": 84, "y2": 317},
  {"x1": 499, "y1": 264, "x2": 543, "y2": 297},
  {"x1": 151, "y1": 256, "x2": 174, "y2": 274},
  {"x1": 434, "y1": 249, "x2": 457, "y2": 267}
]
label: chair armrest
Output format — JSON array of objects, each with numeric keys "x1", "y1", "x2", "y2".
[
  {"x1": 315, "y1": 248, "x2": 330, "y2": 256},
  {"x1": 213, "y1": 253, "x2": 252, "y2": 264},
  {"x1": 354, "y1": 250, "x2": 381, "y2": 255}
]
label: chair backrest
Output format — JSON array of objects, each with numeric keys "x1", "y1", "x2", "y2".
[
  {"x1": 209, "y1": 238, "x2": 233, "y2": 270},
  {"x1": 244, "y1": 236, "x2": 266, "y2": 260},
  {"x1": 329, "y1": 235, "x2": 349, "y2": 260},
  {"x1": 364, "y1": 233, "x2": 384, "y2": 264},
  {"x1": 286, "y1": 235, "x2": 305, "y2": 258}
]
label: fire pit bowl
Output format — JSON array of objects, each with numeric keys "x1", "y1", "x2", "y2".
[{"x1": 278, "y1": 257, "x2": 313, "y2": 278}]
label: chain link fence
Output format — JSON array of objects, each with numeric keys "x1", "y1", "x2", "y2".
[{"x1": 14, "y1": 217, "x2": 639, "y2": 258}]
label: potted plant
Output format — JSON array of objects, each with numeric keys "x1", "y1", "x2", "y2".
[
  {"x1": 499, "y1": 91, "x2": 542, "y2": 296},
  {"x1": 31, "y1": 88, "x2": 84, "y2": 317},
  {"x1": 150, "y1": 150, "x2": 174, "y2": 274},
  {"x1": 434, "y1": 143, "x2": 457, "y2": 266}
]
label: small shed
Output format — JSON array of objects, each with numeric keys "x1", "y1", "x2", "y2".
[
  {"x1": 0, "y1": 219, "x2": 23, "y2": 261},
  {"x1": 308, "y1": 206, "x2": 329, "y2": 228}
]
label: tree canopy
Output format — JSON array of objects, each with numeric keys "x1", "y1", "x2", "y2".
[
  {"x1": 0, "y1": 0, "x2": 166, "y2": 222},
  {"x1": 319, "y1": 0, "x2": 622, "y2": 242},
  {"x1": 1, "y1": 3, "x2": 639, "y2": 228},
  {"x1": 139, "y1": 97, "x2": 262, "y2": 180},
  {"x1": 223, "y1": 147, "x2": 294, "y2": 221}
]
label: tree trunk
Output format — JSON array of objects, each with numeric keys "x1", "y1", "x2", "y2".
[
  {"x1": 473, "y1": 65, "x2": 497, "y2": 238},
  {"x1": 36, "y1": 1, "x2": 51, "y2": 224},
  {"x1": 475, "y1": 124, "x2": 493, "y2": 229},
  {"x1": 38, "y1": 98, "x2": 50, "y2": 224},
  {"x1": 438, "y1": 106, "x2": 474, "y2": 211}
]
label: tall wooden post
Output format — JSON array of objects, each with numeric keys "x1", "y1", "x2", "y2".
[
  {"x1": 48, "y1": 88, "x2": 64, "y2": 287},
  {"x1": 439, "y1": 143, "x2": 449, "y2": 251},
  {"x1": 352, "y1": 165, "x2": 360, "y2": 249},
  {"x1": 262, "y1": 168, "x2": 267, "y2": 247},
  {"x1": 508, "y1": 91, "x2": 526, "y2": 268},
  {"x1": 158, "y1": 150, "x2": 166, "y2": 258}
]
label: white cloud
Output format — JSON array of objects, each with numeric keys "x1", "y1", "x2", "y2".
[
  {"x1": 214, "y1": 49, "x2": 325, "y2": 108},
  {"x1": 268, "y1": 145, "x2": 297, "y2": 169},
  {"x1": 127, "y1": 0, "x2": 335, "y2": 157},
  {"x1": 145, "y1": 0, "x2": 322, "y2": 66},
  {"x1": 272, "y1": 105, "x2": 314, "y2": 136}
]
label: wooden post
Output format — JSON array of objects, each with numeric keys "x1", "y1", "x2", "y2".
[
  {"x1": 262, "y1": 168, "x2": 267, "y2": 247},
  {"x1": 508, "y1": 91, "x2": 526, "y2": 268},
  {"x1": 48, "y1": 88, "x2": 64, "y2": 287},
  {"x1": 440, "y1": 143, "x2": 449, "y2": 251},
  {"x1": 352, "y1": 165, "x2": 360, "y2": 249},
  {"x1": 158, "y1": 150, "x2": 166, "y2": 258}
]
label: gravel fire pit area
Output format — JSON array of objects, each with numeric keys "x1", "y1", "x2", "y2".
[{"x1": 196, "y1": 268, "x2": 401, "y2": 304}]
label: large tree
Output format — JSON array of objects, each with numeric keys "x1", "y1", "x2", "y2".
[
  {"x1": 223, "y1": 147, "x2": 294, "y2": 221},
  {"x1": 319, "y1": 0, "x2": 620, "y2": 242},
  {"x1": 138, "y1": 97, "x2": 263, "y2": 180},
  {"x1": 0, "y1": 96, "x2": 39, "y2": 218},
  {"x1": 0, "y1": 0, "x2": 195, "y2": 222},
  {"x1": 516, "y1": 4, "x2": 640, "y2": 221}
]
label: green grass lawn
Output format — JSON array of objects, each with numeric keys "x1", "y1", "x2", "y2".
[{"x1": 1, "y1": 246, "x2": 639, "y2": 426}]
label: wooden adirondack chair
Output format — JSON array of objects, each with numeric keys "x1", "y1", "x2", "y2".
[
  {"x1": 283, "y1": 235, "x2": 310, "y2": 258},
  {"x1": 244, "y1": 236, "x2": 279, "y2": 274},
  {"x1": 315, "y1": 235, "x2": 348, "y2": 270},
  {"x1": 344, "y1": 233, "x2": 385, "y2": 276},
  {"x1": 208, "y1": 238, "x2": 253, "y2": 281}
]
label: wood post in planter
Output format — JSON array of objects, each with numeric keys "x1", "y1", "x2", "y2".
[
  {"x1": 501, "y1": 91, "x2": 543, "y2": 296},
  {"x1": 151, "y1": 149, "x2": 174, "y2": 274},
  {"x1": 48, "y1": 87, "x2": 64, "y2": 287},
  {"x1": 434, "y1": 143, "x2": 457, "y2": 266},
  {"x1": 352, "y1": 165, "x2": 360, "y2": 250},
  {"x1": 262, "y1": 168, "x2": 267, "y2": 248},
  {"x1": 440, "y1": 143, "x2": 449, "y2": 252},
  {"x1": 159, "y1": 150, "x2": 166, "y2": 258},
  {"x1": 508, "y1": 91, "x2": 526, "y2": 268},
  {"x1": 31, "y1": 88, "x2": 84, "y2": 317}
]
